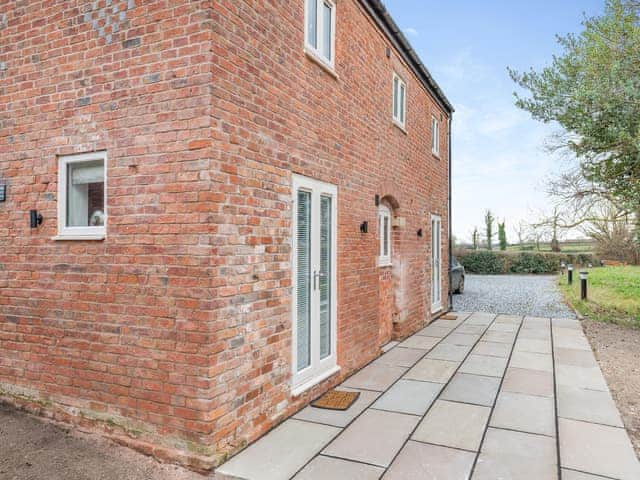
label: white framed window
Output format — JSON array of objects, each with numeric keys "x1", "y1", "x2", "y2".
[
  {"x1": 305, "y1": 0, "x2": 336, "y2": 68},
  {"x1": 56, "y1": 151, "x2": 107, "y2": 240},
  {"x1": 432, "y1": 116, "x2": 440, "y2": 155},
  {"x1": 378, "y1": 204, "x2": 392, "y2": 266},
  {"x1": 392, "y1": 73, "x2": 407, "y2": 129}
]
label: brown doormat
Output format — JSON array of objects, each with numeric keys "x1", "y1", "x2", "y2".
[
  {"x1": 311, "y1": 390, "x2": 360, "y2": 411},
  {"x1": 441, "y1": 313, "x2": 458, "y2": 320}
]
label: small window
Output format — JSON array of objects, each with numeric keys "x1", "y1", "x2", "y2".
[
  {"x1": 305, "y1": 0, "x2": 335, "y2": 67},
  {"x1": 392, "y1": 73, "x2": 407, "y2": 129},
  {"x1": 378, "y1": 204, "x2": 392, "y2": 266},
  {"x1": 57, "y1": 151, "x2": 106, "y2": 239},
  {"x1": 432, "y1": 116, "x2": 440, "y2": 155}
]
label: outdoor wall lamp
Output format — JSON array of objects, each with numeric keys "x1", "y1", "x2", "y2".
[
  {"x1": 417, "y1": 228, "x2": 423, "y2": 238},
  {"x1": 30, "y1": 210, "x2": 43, "y2": 228},
  {"x1": 360, "y1": 221, "x2": 369, "y2": 234}
]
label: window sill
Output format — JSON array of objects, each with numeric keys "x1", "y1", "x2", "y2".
[
  {"x1": 432, "y1": 151, "x2": 441, "y2": 159},
  {"x1": 304, "y1": 48, "x2": 338, "y2": 80},
  {"x1": 52, "y1": 234, "x2": 105, "y2": 241},
  {"x1": 291, "y1": 365, "x2": 341, "y2": 398},
  {"x1": 378, "y1": 260, "x2": 393, "y2": 268},
  {"x1": 392, "y1": 120, "x2": 407, "y2": 134}
]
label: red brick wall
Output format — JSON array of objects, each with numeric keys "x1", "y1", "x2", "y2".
[
  {"x1": 0, "y1": 0, "x2": 450, "y2": 470},
  {"x1": 211, "y1": 0, "x2": 450, "y2": 458}
]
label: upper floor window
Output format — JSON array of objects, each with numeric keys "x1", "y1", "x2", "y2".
[
  {"x1": 432, "y1": 116, "x2": 440, "y2": 155},
  {"x1": 393, "y1": 73, "x2": 407, "y2": 129},
  {"x1": 305, "y1": 0, "x2": 335, "y2": 67},
  {"x1": 378, "y1": 204, "x2": 392, "y2": 266},
  {"x1": 56, "y1": 151, "x2": 107, "y2": 240}
]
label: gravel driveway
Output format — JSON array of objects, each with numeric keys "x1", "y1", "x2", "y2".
[{"x1": 453, "y1": 274, "x2": 575, "y2": 318}]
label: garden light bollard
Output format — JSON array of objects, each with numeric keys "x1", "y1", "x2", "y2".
[
  {"x1": 580, "y1": 271, "x2": 588, "y2": 300},
  {"x1": 568, "y1": 264, "x2": 574, "y2": 285}
]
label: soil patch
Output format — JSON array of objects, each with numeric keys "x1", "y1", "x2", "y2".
[
  {"x1": 583, "y1": 320, "x2": 640, "y2": 457},
  {"x1": 0, "y1": 403, "x2": 204, "y2": 480}
]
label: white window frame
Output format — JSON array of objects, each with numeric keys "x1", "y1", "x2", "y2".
[
  {"x1": 304, "y1": 0, "x2": 336, "y2": 70},
  {"x1": 55, "y1": 151, "x2": 107, "y2": 241},
  {"x1": 392, "y1": 72, "x2": 407, "y2": 130},
  {"x1": 291, "y1": 174, "x2": 339, "y2": 395},
  {"x1": 432, "y1": 116, "x2": 440, "y2": 156},
  {"x1": 378, "y1": 204, "x2": 392, "y2": 267}
]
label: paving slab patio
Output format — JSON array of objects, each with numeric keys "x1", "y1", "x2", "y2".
[{"x1": 214, "y1": 312, "x2": 640, "y2": 480}]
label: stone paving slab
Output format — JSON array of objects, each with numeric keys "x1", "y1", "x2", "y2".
[
  {"x1": 559, "y1": 418, "x2": 640, "y2": 480},
  {"x1": 502, "y1": 367, "x2": 554, "y2": 398},
  {"x1": 215, "y1": 420, "x2": 340, "y2": 480},
  {"x1": 215, "y1": 311, "x2": 639, "y2": 480},
  {"x1": 293, "y1": 388, "x2": 380, "y2": 428},
  {"x1": 403, "y1": 358, "x2": 459, "y2": 383},
  {"x1": 322, "y1": 409, "x2": 419, "y2": 468},
  {"x1": 471, "y1": 341, "x2": 511, "y2": 358},
  {"x1": 371, "y1": 379, "x2": 441, "y2": 416},
  {"x1": 373, "y1": 347, "x2": 425, "y2": 368},
  {"x1": 412, "y1": 400, "x2": 490, "y2": 451},
  {"x1": 293, "y1": 455, "x2": 384, "y2": 480},
  {"x1": 398, "y1": 335, "x2": 439, "y2": 351},
  {"x1": 459, "y1": 354, "x2": 508, "y2": 377},
  {"x1": 490, "y1": 391, "x2": 556, "y2": 436},
  {"x1": 473, "y1": 427, "x2": 558, "y2": 480},
  {"x1": 557, "y1": 385, "x2": 623, "y2": 427},
  {"x1": 342, "y1": 364, "x2": 407, "y2": 392},
  {"x1": 383, "y1": 441, "x2": 476, "y2": 480},
  {"x1": 440, "y1": 373, "x2": 501, "y2": 407}
]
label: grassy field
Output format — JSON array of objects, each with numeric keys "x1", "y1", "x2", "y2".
[
  {"x1": 506, "y1": 240, "x2": 595, "y2": 254},
  {"x1": 559, "y1": 266, "x2": 640, "y2": 328}
]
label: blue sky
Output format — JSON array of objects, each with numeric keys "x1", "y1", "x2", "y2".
[{"x1": 384, "y1": 0, "x2": 605, "y2": 242}]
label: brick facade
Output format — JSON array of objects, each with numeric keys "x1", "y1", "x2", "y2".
[{"x1": 0, "y1": 0, "x2": 451, "y2": 471}]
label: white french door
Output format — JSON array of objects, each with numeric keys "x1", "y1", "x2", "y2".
[
  {"x1": 292, "y1": 174, "x2": 338, "y2": 391},
  {"x1": 431, "y1": 215, "x2": 442, "y2": 312}
]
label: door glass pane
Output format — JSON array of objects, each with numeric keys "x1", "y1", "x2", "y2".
[
  {"x1": 319, "y1": 195, "x2": 332, "y2": 359},
  {"x1": 321, "y1": 2, "x2": 332, "y2": 61},
  {"x1": 67, "y1": 160, "x2": 105, "y2": 227},
  {"x1": 297, "y1": 190, "x2": 312, "y2": 371},
  {"x1": 393, "y1": 77, "x2": 398, "y2": 119},
  {"x1": 306, "y1": 0, "x2": 317, "y2": 48}
]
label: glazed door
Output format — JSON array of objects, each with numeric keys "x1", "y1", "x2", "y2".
[{"x1": 292, "y1": 175, "x2": 338, "y2": 391}]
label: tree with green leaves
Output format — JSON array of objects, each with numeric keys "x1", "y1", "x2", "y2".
[
  {"x1": 509, "y1": 0, "x2": 640, "y2": 243},
  {"x1": 498, "y1": 221, "x2": 508, "y2": 251},
  {"x1": 485, "y1": 210, "x2": 495, "y2": 251}
]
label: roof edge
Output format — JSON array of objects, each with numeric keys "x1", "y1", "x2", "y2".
[{"x1": 360, "y1": 0, "x2": 454, "y2": 114}]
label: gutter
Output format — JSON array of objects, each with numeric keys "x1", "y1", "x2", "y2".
[
  {"x1": 448, "y1": 114, "x2": 454, "y2": 311},
  {"x1": 360, "y1": 0, "x2": 454, "y2": 114}
]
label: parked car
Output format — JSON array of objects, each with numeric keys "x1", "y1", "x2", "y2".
[{"x1": 450, "y1": 256, "x2": 465, "y2": 294}]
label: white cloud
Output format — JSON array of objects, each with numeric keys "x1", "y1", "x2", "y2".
[{"x1": 403, "y1": 27, "x2": 419, "y2": 37}]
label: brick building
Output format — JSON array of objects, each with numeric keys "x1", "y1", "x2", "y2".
[{"x1": 0, "y1": 0, "x2": 452, "y2": 471}]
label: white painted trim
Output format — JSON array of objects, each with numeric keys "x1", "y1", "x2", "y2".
[
  {"x1": 291, "y1": 365, "x2": 340, "y2": 397},
  {"x1": 431, "y1": 214, "x2": 442, "y2": 313},
  {"x1": 304, "y1": 0, "x2": 336, "y2": 71},
  {"x1": 291, "y1": 174, "x2": 338, "y2": 391},
  {"x1": 57, "y1": 151, "x2": 107, "y2": 240}
]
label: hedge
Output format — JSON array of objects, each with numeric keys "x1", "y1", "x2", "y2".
[{"x1": 455, "y1": 250, "x2": 598, "y2": 275}]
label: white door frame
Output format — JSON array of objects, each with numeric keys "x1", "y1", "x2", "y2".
[
  {"x1": 431, "y1": 214, "x2": 442, "y2": 313},
  {"x1": 291, "y1": 174, "x2": 338, "y2": 394}
]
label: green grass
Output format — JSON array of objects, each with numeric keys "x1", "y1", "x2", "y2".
[
  {"x1": 506, "y1": 241, "x2": 595, "y2": 254},
  {"x1": 559, "y1": 266, "x2": 640, "y2": 328}
]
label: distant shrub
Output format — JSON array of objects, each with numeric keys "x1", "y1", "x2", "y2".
[
  {"x1": 455, "y1": 249, "x2": 599, "y2": 274},
  {"x1": 457, "y1": 251, "x2": 505, "y2": 274}
]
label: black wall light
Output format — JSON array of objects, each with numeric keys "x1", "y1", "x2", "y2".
[
  {"x1": 360, "y1": 221, "x2": 369, "y2": 233},
  {"x1": 30, "y1": 210, "x2": 43, "y2": 228},
  {"x1": 374, "y1": 194, "x2": 380, "y2": 206},
  {"x1": 417, "y1": 228, "x2": 423, "y2": 238}
]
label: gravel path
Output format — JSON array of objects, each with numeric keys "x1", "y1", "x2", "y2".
[{"x1": 453, "y1": 274, "x2": 575, "y2": 318}]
